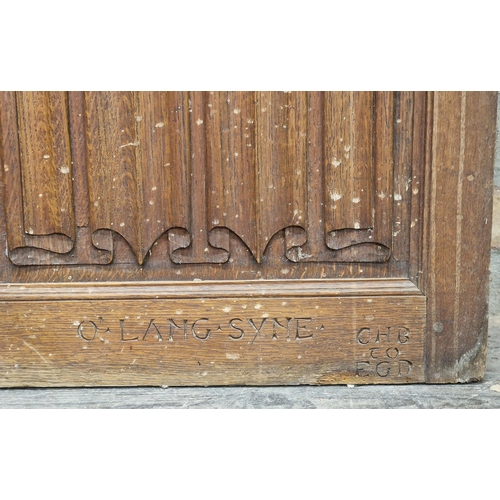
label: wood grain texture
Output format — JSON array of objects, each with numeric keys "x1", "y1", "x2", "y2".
[
  {"x1": 323, "y1": 92, "x2": 392, "y2": 261},
  {"x1": 0, "y1": 278, "x2": 421, "y2": 301},
  {"x1": 0, "y1": 92, "x2": 75, "y2": 261},
  {"x1": 1, "y1": 91, "x2": 419, "y2": 282},
  {"x1": 423, "y1": 91, "x2": 497, "y2": 383},
  {"x1": 84, "y1": 91, "x2": 191, "y2": 264},
  {"x1": 0, "y1": 91, "x2": 496, "y2": 387},
  {"x1": 0, "y1": 294, "x2": 425, "y2": 387}
]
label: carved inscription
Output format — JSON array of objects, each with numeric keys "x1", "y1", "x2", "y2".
[
  {"x1": 0, "y1": 294, "x2": 425, "y2": 386},
  {"x1": 75, "y1": 316, "x2": 418, "y2": 381},
  {"x1": 77, "y1": 316, "x2": 316, "y2": 344},
  {"x1": 355, "y1": 326, "x2": 413, "y2": 378}
]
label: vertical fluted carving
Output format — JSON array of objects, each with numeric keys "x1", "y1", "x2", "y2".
[
  {"x1": 1, "y1": 91, "x2": 76, "y2": 262},
  {"x1": 0, "y1": 91, "x2": 403, "y2": 268},
  {"x1": 84, "y1": 91, "x2": 190, "y2": 264}
]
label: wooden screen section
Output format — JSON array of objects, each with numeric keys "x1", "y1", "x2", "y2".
[{"x1": 0, "y1": 91, "x2": 496, "y2": 386}]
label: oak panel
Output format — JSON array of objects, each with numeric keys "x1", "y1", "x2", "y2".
[{"x1": 0, "y1": 293, "x2": 425, "y2": 387}]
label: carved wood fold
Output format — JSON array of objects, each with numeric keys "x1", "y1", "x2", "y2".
[{"x1": 0, "y1": 91, "x2": 411, "y2": 269}]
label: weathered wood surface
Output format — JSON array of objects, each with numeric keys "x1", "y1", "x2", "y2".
[
  {"x1": 0, "y1": 291, "x2": 425, "y2": 387},
  {"x1": 422, "y1": 92, "x2": 497, "y2": 382},
  {"x1": 0, "y1": 91, "x2": 418, "y2": 281},
  {"x1": 0, "y1": 91, "x2": 497, "y2": 388},
  {"x1": 0, "y1": 275, "x2": 497, "y2": 407},
  {"x1": 1, "y1": 249, "x2": 499, "y2": 407}
]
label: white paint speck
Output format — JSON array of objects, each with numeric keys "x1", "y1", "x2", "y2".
[
  {"x1": 119, "y1": 141, "x2": 139, "y2": 149},
  {"x1": 330, "y1": 191, "x2": 342, "y2": 201},
  {"x1": 254, "y1": 304, "x2": 262, "y2": 309},
  {"x1": 233, "y1": 109, "x2": 241, "y2": 115},
  {"x1": 332, "y1": 158, "x2": 341, "y2": 167},
  {"x1": 354, "y1": 222, "x2": 360, "y2": 229},
  {"x1": 394, "y1": 194, "x2": 402, "y2": 201},
  {"x1": 226, "y1": 353, "x2": 240, "y2": 360},
  {"x1": 196, "y1": 119, "x2": 203, "y2": 125},
  {"x1": 43, "y1": 155, "x2": 50, "y2": 159},
  {"x1": 119, "y1": 222, "x2": 125, "y2": 227},
  {"x1": 223, "y1": 307, "x2": 232, "y2": 313},
  {"x1": 59, "y1": 165, "x2": 70, "y2": 174},
  {"x1": 155, "y1": 122, "x2": 164, "y2": 128},
  {"x1": 136, "y1": 116, "x2": 142, "y2": 122},
  {"x1": 352, "y1": 197, "x2": 361, "y2": 204}
]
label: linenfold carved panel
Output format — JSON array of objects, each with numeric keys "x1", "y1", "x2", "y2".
[{"x1": 0, "y1": 91, "x2": 410, "y2": 267}]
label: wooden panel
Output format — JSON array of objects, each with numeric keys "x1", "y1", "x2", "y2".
[
  {"x1": 1, "y1": 91, "x2": 419, "y2": 281},
  {"x1": 423, "y1": 91, "x2": 497, "y2": 383},
  {"x1": 169, "y1": 91, "x2": 228, "y2": 264},
  {"x1": 287, "y1": 92, "x2": 395, "y2": 263},
  {"x1": 84, "y1": 91, "x2": 190, "y2": 264},
  {"x1": 1, "y1": 92, "x2": 75, "y2": 259},
  {"x1": 0, "y1": 290, "x2": 425, "y2": 387},
  {"x1": 0, "y1": 92, "x2": 112, "y2": 266},
  {"x1": 323, "y1": 92, "x2": 392, "y2": 261},
  {"x1": 17, "y1": 92, "x2": 74, "y2": 243},
  {"x1": 324, "y1": 92, "x2": 374, "y2": 234}
]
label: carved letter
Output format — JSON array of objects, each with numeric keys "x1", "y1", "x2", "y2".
[
  {"x1": 356, "y1": 362, "x2": 370, "y2": 377},
  {"x1": 357, "y1": 327, "x2": 370, "y2": 345},
  {"x1": 229, "y1": 318, "x2": 245, "y2": 340},
  {"x1": 376, "y1": 327, "x2": 391, "y2": 343},
  {"x1": 386, "y1": 347, "x2": 399, "y2": 359},
  {"x1": 295, "y1": 318, "x2": 313, "y2": 339},
  {"x1": 376, "y1": 362, "x2": 391, "y2": 377},
  {"x1": 397, "y1": 327, "x2": 410, "y2": 344},
  {"x1": 168, "y1": 319, "x2": 188, "y2": 342},
  {"x1": 143, "y1": 319, "x2": 163, "y2": 341},
  {"x1": 192, "y1": 318, "x2": 211, "y2": 340},
  {"x1": 398, "y1": 360, "x2": 413, "y2": 376},
  {"x1": 248, "y1": 318, "x2": 267, "y2": 344},
  {"x1": 120, "y1": 319, "x2": 139, "y2": 342},
  {"x1": 77, "y1": 321, "x2": 98, "y2": 341},
  {"x1": 271, "y1": 318, "x2": 291, "y2": 340}
]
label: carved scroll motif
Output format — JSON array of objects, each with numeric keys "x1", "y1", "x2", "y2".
[
  {"x1": 204, "y1": 91, "x2": 307, "y2": 263},
  {"x1": 0, "y1": 92, "x2": 112, "y2": 265},
  {"x1": 84, "y1": 91, "x2": 193, "y2": 265},
  {"x1": 1, "y1": 91, "x2": 400, "y2": 267},
  {"x1": 286, "y1": 91, "x2": 393, "y2": 262}
]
